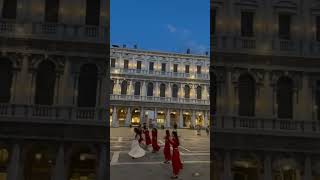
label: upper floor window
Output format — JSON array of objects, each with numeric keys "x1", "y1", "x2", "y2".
[
  {"x1": 197, "y1": 66, "x2": 202, "y2": 74},
  {"x1": 2, "y1": 0, "x2": 17, "y2": 19},
  {"x1": 111, "y1": 58, "x2": 115, "y2": 68},
  {"x1": 196, "y1": 86, "x2": 202, "y2": 100},
  {"x1": 124, "y1": 60, "x2": 129, "y2": 69},
  {"x1": 149, "y1": 62, "x2": 154, "y2": 71},
  {"x1": 185, "y1": 65, "x2": 190, "y2": 73},
  {"x1": 161, "y1": 63, "x2": 166, "y2": 72},
  {"x1": 137, "y1": 61, "x2": 142, "y2": 70},
  {"x1": 211, "y1": 8, "x2": 217, "y2": 35},
  {"x1": 316, "y1": 16, "x2": 320, "y2": 41},
  {"x1": 279, "y1": 14, "x2": 291, "y2": 40},
  {"x1": 134, "y1": 82, "x2": 141, "y2": 96},
  {"x1": 45, "y1": 0, "x2": 60, "y2": 22},
  {"x1": 85, "y1": 0, "x2": 100, "y2": 25},
  {"x1": 173, "y1": 64, "x2": 178, "y2": 73},
  {"x1": 241, "y1": 11, "x2": 254, "y2": 37}
]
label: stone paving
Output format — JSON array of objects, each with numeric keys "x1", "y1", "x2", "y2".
[{"x1": 110, "y1": 128, "x2": 210, "y2": 180}]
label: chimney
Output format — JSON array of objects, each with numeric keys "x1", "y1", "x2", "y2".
[
  {"x1": 186, "y1": 48, "x2": 190, "y2": 54},
  {"x1": 112, "y1": 45, "x2": 119, "y2": 48},
  {"x1": 134, "y1": 44, "x2": 138, "y2": 49},
  {"x1": 123, "y1": 44, "x2": 126, "y2": 48}
]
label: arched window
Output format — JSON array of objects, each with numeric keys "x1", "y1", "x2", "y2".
[
  {"x1": 121, "y1": 80, "x2": 128, "y2": 95},
  {"x1": 147, "y1": 82, "x2": 153, "y2": 96},
  {"x1": 196, "y1": 86, "x2": 202, "y2": 100},
  {"x1": 210, "y1": 71, "x2": 217, "y2": 115},
  {"x1": 0, "y1": 58, "x2": 13, "y2": 103},
  {"x1": 134, "y1": 82, "x2": 141, "y2": 96},
  {"x1": 110, "y1": 80, "x2": 114, "y2": 94},
  {"x1": 44, "y1": 0, "x2": 59, "y2": 22},
  {"x1": 69, "y1": 147, "x2": 97, "y2": 180},
  {"x1": 78, "y1": 64, "x2": 98, "y2": 107},
  {"x1": 172, "y1": 84, "x2": 178, "y2": 98},
  {"x1": 35, "y1": 61, "x2": 56, "y2": 105},
  {"x1": 277, "y1": 76, "x2": 293, "y2": 119},
  {"x1": 160, "y1": 83, "x2": 166, "y2": 97},
  {"x1": 184, "y1": 85, "x2": 190, "y2": 99},
  {"x1": 238, "y1": 73, "x2": 255, "y2": 116},
  {"x1": 317, "y1": 81, "x2": 320, "y2": 121},
  {"x1": 2, "y1": 0, "x2": 17, "y2": 19},
  {"x1": 85, "y1": 0, "x2": 100, "y2": 26}
]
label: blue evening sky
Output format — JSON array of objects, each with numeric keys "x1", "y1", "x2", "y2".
[{"x1": 110, "y1": 0, "x2": 210, "y2": 55}]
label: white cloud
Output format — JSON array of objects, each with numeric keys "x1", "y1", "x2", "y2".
[{"x1": 167, "y1": 24, "x2": 176, "y2": 33}]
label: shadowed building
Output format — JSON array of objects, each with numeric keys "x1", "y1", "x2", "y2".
[
  {"x1": 110, "y1": 47, "x2": 210, "y2": 129},
  {"x1": 211, "y1": 0, "x2": 320, "y2": 180},
  {"x1": 0, "y1": 0, "x2": 109, "y2": 180}
]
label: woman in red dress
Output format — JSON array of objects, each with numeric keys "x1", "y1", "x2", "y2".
[
  {"x1": 151, "y1": 128, "x2": 160, "y2": 153},
  {"x1": 143, "y1": 125, "x2": 152, "y2": 146},
  {"x1": 169, "y1": 131, "x2": 183, "y2": 179},
  {"x1": 163, "y1": 130, "x2": 171, "y2": 163}
]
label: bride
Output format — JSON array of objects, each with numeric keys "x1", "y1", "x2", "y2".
[{"x1": 128, "y1": 127, "x2": 146, "y2": 159}]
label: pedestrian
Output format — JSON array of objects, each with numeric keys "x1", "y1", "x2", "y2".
[
  {"x1": 143, "y1": 124, "x2": 152, "y2": 146},
  {"x1": 206, "y1": 125, "x2": 210, "y2": 136},
  {"x1": 151, "y1": 128, "x2": 160, "y2": 153},
  {"x1": 163, "y1": 130, "x2": 171, "y2": 164},
  {"x1": 128, "y1": 128, "x2": 146, "y2": 159},
  {"x1": 169, "y1": 131, "x2": 183, "y2": 179}
]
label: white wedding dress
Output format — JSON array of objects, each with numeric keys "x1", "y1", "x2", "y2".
[{"x1": 128, "y1": 135, "x2": 146, "y2": 158}]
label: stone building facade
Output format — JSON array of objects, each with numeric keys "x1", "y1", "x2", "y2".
[
  {"x1": 0, "y1": 0, "x2": 108, "y2": 180},
  {"x1": 110, "y1": 47, "x2": 210, "y2": 128},
  {"x1": 211, "y1": 0, "x2": 320, "y2": 180}
]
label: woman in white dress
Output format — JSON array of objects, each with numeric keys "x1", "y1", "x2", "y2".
[{"x1": 128, "y1": 128, "x2": 146, "y2": 159}]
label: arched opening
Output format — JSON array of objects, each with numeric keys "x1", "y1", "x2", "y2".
[
  {"x1": 196, "y1": 86, "x2": 202, "y2": 100},
  {"x1": 110, "y1": 80, "x2": 114, "y2": 94},
  {"x1": 147, "y1": 82, "x2": 154, "y2": 97},
  {"x1": 0, "y1": 58, "x2": 13, "y2": 103},
  {"x1": 0, "y1": 148, "x2": 9, "y2": 180},
  {"x1": 273, "y1": 159, "x2": 299, "y2": 180},
  {"x1": 196, "y1": 113, "x2": 204, "y2": 126},
  {"x1": 172, "y1": 84, "x2": 178, "y2": 99},
  {"x1": 35, "y1": 61, "x2": 56, "y2": 105},
  {"x1": 117, "y1": 108, "x2": 126, "y2": 126},
  {"x1": 170, "y1": 111, "x2": 178, "y2": 127},
  {"x1": 232, "y1": 156, "x2": 259, "y2": 180},
  {"x1": 134, "y1": 82, "x2": 141, "y2": 96},
  {"x1": 131, "y1": 108, "x2": 140, "y2": 125},
  {"x1": 277, "y1": 76, "x2": 293, "y2": 119},
  {"x1": 24, "y1": 146, "x2": 55, "y2": 180},
  {"x1": 184, "y1": 85, "x2": 190, "y2": 99},
  {"x1": 69, "y1": 147, "x2": 97, "y2": 180},
  {"x1": 156, "y1": 111, "x2": 165, "y2": 127},
  {"x1": 160, "y1": 83, "x2": 166, "y2": 98},
  {"x1": 238, "y1": 73, "x2": 255, "y2": 116},
  {"x1": 77, "y1": 64, "x2": 98, "y2": 107},
  {"x1": 120, "y1": 80, "x2": 128, "y2": 95}
]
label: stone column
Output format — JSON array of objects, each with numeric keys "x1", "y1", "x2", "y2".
[
  {"x1": 154, "y1": 107, "x2": 158, "y2": 127},
  {"x1": 166, "y1": 109, "x2": 170, "y2": 128},
  {"x1": 191, "y1": 110, "x2": 196, "y2": 127},
  {"x1": 125, "y1": 107, "x2": 131, "y2": 126},
  {"x1": 204, "y1": 111, "x2": 208, "y2": 127},
  {"x1": 97, "y1": 145, "x2": 107, "y2": 180},
  {"x1": 112, "y1": 106, "x2": 118, "y2": 127},
  {"x1": 263, "y1": 154, "x2": 272, "y2": 180},
  {"x1": 179, "y1": 109, "x2": 184, "y2": 128},
  {"x1": 53, "y1": 145, "x2": 65, "y2": 180},
  {"x1": 223, "y1": 152, "x2": 232, "y2": 180},
  {"x1": 167, "y1": 83, "x2": 172, "y2": 97},
  {"x1": 303, "y1": 156, "x2": 312, "y2": 180},
  {"x1": 142, "y1": 81, "x2": 146, "y2": 96},
  {"x1": 128, "y1": 81, "x2": 134, "y2": 95},
  {"x1": 7, "y1": 144, "x2": 21, "y2": 180},
  {"x1": 140, "y1": 107, "x2": 144, "y2": 124}
]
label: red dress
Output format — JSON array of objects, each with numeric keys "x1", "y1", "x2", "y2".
[
  {"x1": 144, "y1": 130, "x2": 152, "y2": 145},
  {"x1": 169, "y1": 138, "x2": 183, "y2": 175},
  {"x1": 152, "y1": 131, "x2": 160, "y2": 151},
  {"x1": 163, "y1": 136, "x2": 171, "y2": 161}
]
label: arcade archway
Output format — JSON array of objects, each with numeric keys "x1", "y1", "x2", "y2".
[{"x1": 131, "y1": 108, "x2": 140, "y2": 125}]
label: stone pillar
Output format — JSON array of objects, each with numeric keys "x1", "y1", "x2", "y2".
[
  {"x1": 128, "y1": 81, "x2": 134, "y2": 95},
  {"x1": 125, "y1": 107, "x2": 131, "y2": 126},
  {"x1": 303, "y1": 156, "x2": 312, "y2": 180},
  {"x1": 112, "y1": 106, "x2": 118, "y2": 127},
  {"x1": 140, "y1": 107, "x2": 144, "y2": 124},
  {"x1": 154, "y1": 108, "x2": 158, "y2": 127},
  {"x1": 142, "y1": 81, "x2": 146, "y2": 96},
  {"x1": 97, "y1": 145, "x2": 107, "y2": 180},
  {"x1": 53, "y1": 145, "x2": 66, "y2": 180},
  {"x1": 263, "y1": 154, "x2": 272, "y2": 180},
  {"x1": 166, "y1": 109, "x2": 170, "y2": 128},
  {"x1": 191, "y1": 110, "x2": 196, "y2": 127},
  {"x1": 7, "y1": 144, "x2": 21, "y2": 180},
  {"x1": 223, "y1": 152, "x2": 232, "y2": 180},
  {"x1": 204, "y1": 111, "x2": 208, "y2": 127},
  {"x1": 167, "y1": 83, "x2": 172, "y2": 97},
  {"x1": 179, "y1": 109, "x2": 184, "y2": 128}
]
